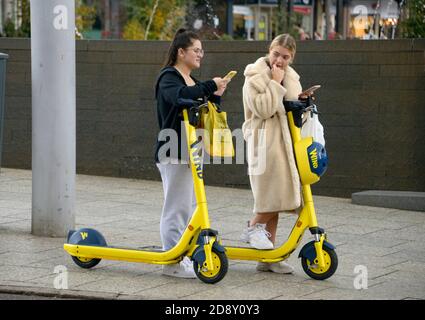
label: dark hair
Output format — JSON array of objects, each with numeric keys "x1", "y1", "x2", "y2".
[{"x1": 163, "y1": 28, "x2": 200, "y2": 67}]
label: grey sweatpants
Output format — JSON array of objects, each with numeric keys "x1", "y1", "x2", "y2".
[{"x1": 156, "y1": 163, "x2": 197, "y2": 251}]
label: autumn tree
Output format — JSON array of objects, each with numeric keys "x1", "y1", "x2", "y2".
[
  {"x1": 123, "y1": 0, "x2": 187, "y2": 40},
  {"x1": 398, "y1": 0, "x2": 425, "y2": 38}
]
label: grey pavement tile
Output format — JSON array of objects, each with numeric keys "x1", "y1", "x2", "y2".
[
  {"x1": 340, "y1": 216, "x2": 417, "y2": 231},
  {"x1": 0, "y1": 219, "x2": 32, "y2": 233},
  {"x1": 76, "y1": 200, "x2": 131, "y2": 211},
  {"x1": 184, "y1": 279, "x2": 302, "y2": 300},
  {"x1": 219, "y1": 262, "x2": 302, "y2": 288},
  {"x1": 0, "y1": 249, "x2": 63, "y2": 267},
  {"x1": 75, "y1": 215, "x2": 130, "y2": 227},
  {"x1": 0, "y1": 199, "x2": 31, "y2": 210},
  {"x1": 2, "y1": 209, "x2": 31, "y2": 220},
  {"x1": 74, "y1": 272, "x2": 174, "y2": 295},
  {"x1": 336, "y1": 243, "x2": 401, "y2": 257},
  {"x1": 327, "y1": 224, "x2": 387, "y2": 236},
  {"x1": 331, "y1": 253, "x2": 408, "y2": 279},
  {"x1": 76, "y1": 203, "x2": 161, "y2": 218},
  {"x1": 300, "y1": 273, "x2": 385, "y2": 291},
  {"x1": 78, "y1": 194, "x2": 162, "y2": 206},
  {"x1": 392, "y1": 260, "x2": 425, "y2": 273},
  {"x1": 312, "y1": 199, "x2": 354, "y2": 215},
  {"x1": 271, "y1": 283, "x2": 333, "y2": 300},
  {"x1": 28, "y1": 270, "x2": 112, "y2": 291},
  {"x1": 0, "y1": 192, "x2": 30, "y2": 202},
  {"x1": 0, "y1": 217, "x2": 25, "y2": 225},
  {"x1": 139, "y1": 280, "x2": 239, "y2": 300},
  {"x1": 105, "y1": 231, "x2": 162, "y2": 248},
  {"x1": 300, "y1": 287, "x2": 383, "y2": 300},
  {"x1": 76, "y1": 174, "x2": 156, "y2": 189},
  {"x1": 310, "y1": 214, "x2": 348, "y2": 228},
  {"x1": 209, "y1": 205, "x2": 253, "y2": 218},
  {"x1": 347, "y1": 209, "x2": 407, "y2": 221},
  {"x1": 381, "y1": 249, "x2": 425, "y2": 264},
  {"x1": 93, "y1": 218, "x2": 153, "y2": 231},
  {"x1": 0, "y1": 182, "x2": 32, "y2": 194},
  {"x1": 328, "y1": 231, "x2": 408, "y2": 248},
  {"x1": 370, "y1": 269, "x2": 425, "y2": 287},
  {"x1": 0, "y1": 169, "x2": 31, "y2": 178},
  {"x1": 93, "y1": 261, "x2": 162, "y2": 276},
  {"x1": 0, "y1": 208, "x2": 28, "y2": 217},
  {"x1": 93, "y1": 204, "x2": 162, "y2": 217},
  {"x1": 0, "y1": 265, "x2": 52, "y2": 282},
  {"x1": 111, "y1": 211, "x2": 160, "y2": 222},
  {"x1": 0, "y1": 280, "x2": 55, "y2": 291},
  {"x1": 366, "y1": 227, "x2": 425, "y2": 243},
  {"x1": 0, "y1": 232, "x2": 63, "y2": 253},
  {"x1": 360, "y1": 279, "x2": 425, "y2": 300},
  {"x1": 134, "y1": 278, "x2": 212, "y2": 299},
  {"x1": 300, "y1": 274, "x2": 354, "y2": 290},
  {"x1": 387, "y1": 210, "x2": 425, "y2": 224}
]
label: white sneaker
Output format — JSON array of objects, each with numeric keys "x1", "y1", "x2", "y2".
[
  {"x1": 256, "y1": 261, "x2": 294, "y2": 274},
  {"x1": 241, "y1": 222, "x2": 274, "y2": 250},
  {"x1": 162, "y1": 257, "x2": 196, "y2": 279},
  {"x1": 240, "y1": 221, "x2": 251, "y2": 243}
]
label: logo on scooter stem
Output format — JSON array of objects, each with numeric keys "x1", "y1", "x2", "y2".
[{"x1": 190, "y1": 140, "x2": 203, "y2": 179}]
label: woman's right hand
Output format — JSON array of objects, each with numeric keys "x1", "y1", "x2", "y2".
[
  {"x1": 213, "y1": 77, "x2": 229, "y2": 96},
  {"x1": 271, "y1": 64, "x2": 285, "y2": 84}
]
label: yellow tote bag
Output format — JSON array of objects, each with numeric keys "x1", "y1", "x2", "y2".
[{"x1": 200, "y1": 101, "x2": 234, "y2": 158}]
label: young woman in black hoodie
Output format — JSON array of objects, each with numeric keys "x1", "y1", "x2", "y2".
[{"x1": 154, "y1": 29, "x2": 228, "y2": 278}]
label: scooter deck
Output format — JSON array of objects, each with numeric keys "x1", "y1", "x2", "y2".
[{"x1": 64, "y1": 243, "x2": 182, "y2": 264}]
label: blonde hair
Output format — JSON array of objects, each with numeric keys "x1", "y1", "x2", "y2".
[{"x1": 268, "y1": 34, "x2": 297, "y2": 63}]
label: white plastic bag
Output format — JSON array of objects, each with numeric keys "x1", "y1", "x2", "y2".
[{"x1": 301, "y1": 106, "x2": 325, "y2": 146}]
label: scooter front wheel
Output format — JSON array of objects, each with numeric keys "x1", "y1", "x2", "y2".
[
  {"x1": 71, "y1": 255, "x2": 101, "y2": 269},
  {"x1": 193, "y1": 247, "x2": 228, "y2": 284},
  {"x1": 301, "y1": 246, "x2": 338, "y2": 280}
]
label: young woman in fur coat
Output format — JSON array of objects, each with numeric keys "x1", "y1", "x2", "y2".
[{"x1": 241, "y1": 34, "x2": 308, "y2": 274}]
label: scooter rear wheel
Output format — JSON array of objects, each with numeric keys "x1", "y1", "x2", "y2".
[
  {"x1": 71, "y1": 255, "x2": 101, "y2": 269},
  {"x1": 301, "y1": 245, "x2": 338, "y2": 280},
  {"x1": 193, "y1": 247, "x2": 228, "y2": 284}
]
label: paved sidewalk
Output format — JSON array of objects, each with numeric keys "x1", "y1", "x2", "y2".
[{"x1": 0, "y1": 168, "x2": 424, "y2": 300}]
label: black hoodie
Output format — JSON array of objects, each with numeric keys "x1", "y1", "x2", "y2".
[{"x1": 154, "y1": 67, "x2": 220, "y2": 163}]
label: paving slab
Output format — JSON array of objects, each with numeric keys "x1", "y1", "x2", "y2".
[{"x1": 1, "y1": 168, "x2": 425, "y2": 300}]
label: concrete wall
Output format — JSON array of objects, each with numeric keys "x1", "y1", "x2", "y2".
[{"x1": 1, "y1": 38, "x2": 424, "y2": 197}]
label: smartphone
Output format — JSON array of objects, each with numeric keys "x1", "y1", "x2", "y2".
[
  {"x1": 223, "y1": 71, "x2": 237, "y2": 81},
  {"x1": 300, "y1": 85, "x2": 321, "y2": 96}
]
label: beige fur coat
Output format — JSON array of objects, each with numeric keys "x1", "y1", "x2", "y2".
[{"x1": 242, "y1": 57, "x2": 302, "y2": 213}]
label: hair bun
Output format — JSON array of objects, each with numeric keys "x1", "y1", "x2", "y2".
[{"x1": 175, "y1": 28, "x2": 187, "y2": 36}]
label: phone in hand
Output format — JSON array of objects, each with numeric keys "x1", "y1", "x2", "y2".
[
  {"x1": 223, "y1": 71, "x2": 237, "y2": 81},
  {"x1": 300, "y1": 85, "x2": 321, "y2": 96}
]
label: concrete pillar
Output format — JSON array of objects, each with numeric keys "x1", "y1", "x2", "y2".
[
  {"x1": 30, "y1": 0, "x2": 76, "y2": 237},
  {"x1": 226, "y1": 0, "x2": 234, "y2": 37},
  {"x1": 336, "y1": 0, "x2": 344, "y2": 35},
  {"x1": 325, "y1": 0, "x2": 332, "y2": 39}
]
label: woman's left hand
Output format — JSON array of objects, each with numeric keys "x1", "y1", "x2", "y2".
[{"x1": 214, "y1": 79, "x2": 229, "y2": 96}]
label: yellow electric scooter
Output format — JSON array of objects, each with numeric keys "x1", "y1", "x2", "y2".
[
  {"x1": 64, "y1": 99, "x2": 228, "y2": 284},
  {"x1": 225, "y1": 93, "x2": 338, "y2": 280}
]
